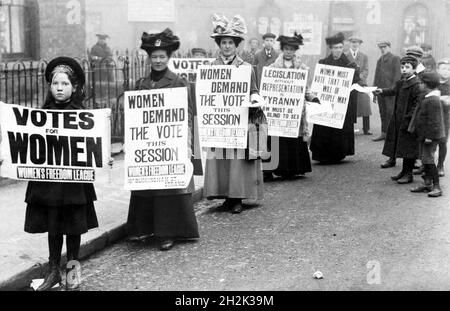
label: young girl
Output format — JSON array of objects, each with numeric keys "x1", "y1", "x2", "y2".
[{"x1": 24, "y1": 57, "x2": 98, "y2": 291}]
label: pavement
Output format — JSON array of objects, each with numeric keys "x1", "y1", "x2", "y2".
[{"x1": 0, "y1": 144, "x2": 205, "y2": 291}]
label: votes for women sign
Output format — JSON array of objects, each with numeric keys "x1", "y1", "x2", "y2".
[
  {"x1": 124, "y1": 87, "x2": 193, "y2": 191},
  {"x1": 169, "y1": 58, "x2": 215, "y2": 82},
  {"x1": 196, "y1": 65, "x2": 251, "y2": 149},
  {"x1": 308, "y1": 64, "x2": 355, "y2": 129},
  {"x1": 0, "y1": 102, "x2": 111, "y2": 183},
  {"x1": 260, "y1": 67, "x2": 308, "y2": 138}
]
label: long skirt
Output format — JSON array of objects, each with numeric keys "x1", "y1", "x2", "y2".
[
  {"x1": 310, "y1": 124, "x2": 355, "y2": 162},
  {"x1": 204, "y1": 148, "x2": 264, "y2": 200},
  {"x1": 265, "y1": 136, "x2": 312, "y2": 176},
  {"x1": 24, "y1": 202, "x2": 98, "y2": 235},
  {"x1": 126, "y1": 194, "x2": 199, "y2": 239}
]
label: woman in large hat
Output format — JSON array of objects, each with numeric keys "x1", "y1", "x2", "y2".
[
  {"x1": 203, "y1": 14, "x2": 264, "y2": 214},
  {"x1": 24, "y1": 57, "x2": 98, "y2": 291},
  {"x1": 263, "y1": 33, "x2": 315, "y2": 180},
  {"x1": 310, "y1": 32, "x2": 362, "y2": 163},
  {"x1": 126, "y1": 28, "x2": 199, "y2": 251}
]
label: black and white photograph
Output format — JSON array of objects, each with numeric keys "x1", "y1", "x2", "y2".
[{"x1": 0, "y1": 0, "x2": 450, "y2": 299}]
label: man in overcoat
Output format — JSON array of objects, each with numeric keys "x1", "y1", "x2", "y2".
[
  {"x1": 90, "y1": 33, "x2": 114, "y2": 82},
  {"x1": 345, "y1": 36, "x2": 372, "y2": 135},
  {"x1": 254, "y1": 33, "x2": 279, "y2": 86},
  {"x1": 373, "y1": 41, "x2": 401, "y2": 151}
]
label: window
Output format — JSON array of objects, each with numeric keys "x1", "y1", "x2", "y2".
[
  {"x1": 402, "y1": 3, "x2": 430, "y2": 50},
  {"x1": 0, "y1": 0, "x2": 39, "y2": 60}
]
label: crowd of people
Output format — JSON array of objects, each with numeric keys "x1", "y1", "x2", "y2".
[{"x1": 1, "y1": 14, "x2": 449, "y2": 291}]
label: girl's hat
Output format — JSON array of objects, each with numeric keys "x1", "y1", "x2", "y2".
[
  {"x1": 141, "y1": 28, "x2": 180, "y2": 54},
  {"x1": 277, "y1": 32, "x2": 304, "y2": 49},
  {"x1": 325, "y1": 32, "x2": 345, "y2": 46},
  {"x1": 45, "y1": 57, "x2": 85, "y2": 86},
  {"x1": 210, "y1": 14, "x2": 247, "y2": 40}
]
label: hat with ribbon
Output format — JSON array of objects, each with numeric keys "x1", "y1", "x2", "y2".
[
  {"x1": 211, "y1": 14, "x2": 247, "y2": 40},
  {"x1": 141, "y1": 28, "x2": 180, "y2": 54},
  {"x1": 45, "y1": 56, "x2": 85, "y2": 86},
  {"x1": 277, "y1": 32, "x2": 304, "y2": 50},
  {"x1": 325, "y1": 32, "x2": 345, "y2": 46}
]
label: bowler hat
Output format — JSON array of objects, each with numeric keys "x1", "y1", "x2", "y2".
[
  {"x1": 45, "y1": 57, "x2": 85, "y2": 86},
  {"x1": 406, "y1": 46, "x2": 424, "y2": 59},
  {"x1": 277, "y1": 32, "x2": 304, "y2": 50},
  {"x1": 325, "y1": 32, "x2": 345, "y2": 46},
  {"x1": 348, "y1": 36, "x2": 363, "y2": 43},
  {"x1": 141, "y1": 28, "x2": 180, "y2": 54},
  {"x1": 211, "y1": 14, "x2": 247, "y2": 40}
]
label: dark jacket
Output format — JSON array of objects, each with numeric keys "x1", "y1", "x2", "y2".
[
  {"x1": 438, "y1": 80, "x2": 450, "y2": 134},
  {"x1": 25, "y1": 100, "x2": 97, "y2": 207},
  {"x1": 132, "y1": 69, "x2": 195, "y2": 197},
  {"x1": 412, "y1": 92, "x2": 445, "y2": 141},
  {"x1": 253, "y1": 47, "x2": 279, "y2": 86},
  {"x1": 374, "y1": 52, "x2": 401, "y2": 88},
  {"x1": 422, "y1": 55, "x2": 437, "y2": 72},
  {"x1": 381, "y1": 75, "x2": 423, "y2": 159}
]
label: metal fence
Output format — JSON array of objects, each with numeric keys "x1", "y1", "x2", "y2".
[{"x1": 0, "y1": 49, "x2": 153, "y2": 143}]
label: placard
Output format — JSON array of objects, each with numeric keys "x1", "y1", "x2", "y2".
[
  {"x1": 0, "y1": 102, "x2": 111, "y2": 183},
  {"x1": 169, "y1": 58, "x2": 215, "y2": 82},
  {"x1": 196, "y1": 65, "x2": 251, "y2": 149},
  {"x1": 308, "y1": 64, "x2": 355, "y2": 129},
  {"x1": 124, "y1": 88, "x2": 193, "y2": 191},
  {"x1": 260, "y1": 67, "x2": 308, "y2": 138}
]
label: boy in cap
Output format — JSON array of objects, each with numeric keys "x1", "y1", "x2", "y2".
[
  {"x1": 436, "y1": 58, "x2": 450, "y2": 176},
  {"x1": 373, "y1": 41, "x2": 401, "y2": 145},
  {"x1": 409, "y1": 72, "x2": 445, "y2": 197},
  {"x1": 241, "y1": 37, "x2": 260, "y2": 64},
  {"x1": 191, "y1": 48, "x2": 208, "y2": 58},
  {"x1": 345, "y1": 36, "x2": 372, "y2": 135},
  {"x1": 420, "y1": 43, "x2": 436, "y2": 72},
  {"x1": 254, "y1": 32, "x2": 279, "y2": 84},
  {"x1": 406, "y1": 45, "x2": 426, "y2": 74},
  {"x1": 374, "y1": 56, "x2": 423, "y2": 184}
]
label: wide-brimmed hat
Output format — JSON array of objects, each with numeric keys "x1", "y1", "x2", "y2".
[
  {"x1": 348, "y1": 36, "x2": 363, "y2": 43},
  {"x1": 277, "y1": 32, "x2": 304, "y2": 49},
  {"x1": 141, "y1": 28, "x2": 180, "y2": 54},
  {"x1": 45, "y1": 57, "x2": 85, "y2": 86},
  {"x1": 325, "y1": 32, "x2": 345, "y2": 46},
  {"x1": 406, "y1": 45, "x2": 424, "y2": 59},
  {"x1": 377, "y1": 41, "x2": 391, "y2": 48},
  {"x1": 210, "y1": 14, "x2": 247, "y2": 40}
]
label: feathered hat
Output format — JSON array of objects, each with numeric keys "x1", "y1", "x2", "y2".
[
  {"x1": 210, "y1": 14, "x2": 247, "y2": 40},
  {"x1": 277, "y1": 32, "x2": 304, "y2": 50},
  {"x1": 141, "y1": 28, "x2": 180, "y2": 54}
]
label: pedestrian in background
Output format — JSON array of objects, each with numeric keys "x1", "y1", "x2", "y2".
[
  {"x1": 241, "y1": 37, "x2": 259, "y2": 64},
  {"x1": 373, "y1": 41, "x2": 401, "y2": 144},
  {"x1": 345, "y1": 36, "x2": 372, "y2": 135},
  {"x1": 310, "y1": 32, "x2": 361, "y2": 164},
  {"x1": 203, "y1": 14, "x2": 264, "y2": 214},
  {"x1": 375, "y1": 56, "x2": 423, "y2": 185},
  {"x1": 126, "y1": 28, "x2": 199, "y2": 251},
  {"x1": 263, "y1": 32, "x2": 314, "y2": 181},
  {"x1": 420, "y1": 43, "x2": 437, "y2": 72},
  {"x1": 436, "y1": 58, "x2": 450, "y2": 176},
  {"x1": 23, "y1": 57, "x2": 99, "y2": 291},
  {"x1": 90, "y1": 33, "x2": 115, "y2": 82},
  {"x1": 409, "y1": 72, "x2": 445, "y2": 197},
  {"x1": 254, "y1": 32, "x2": 279, "y2": 85},
  {"x1": 191, "y1": 48, "x2": 208, "y2": 58}
]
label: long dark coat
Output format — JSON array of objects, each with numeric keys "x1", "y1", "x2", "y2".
[
  {"x1": 381, "y1": 76, "x2": 423, "y2": 159},
  {"x1": 126, "y1": 69, "x2": 199, "y2": 238},
  {"x1": 24, "y1": 100, "x2": 98, "y2": 235},
  {"x1": 253, "y1": 47, "x2": 279, "y2": 86},
  {"x1": 310, "y1": 53, "x2": 360, "y2": 163},
  {"x1": 345, "y1": 50, "x2": 372, "y2": 117}
]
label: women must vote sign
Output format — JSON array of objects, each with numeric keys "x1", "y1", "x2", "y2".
[
  {"x1": 169, "y1": 58, "x2": 215, "y2": 82},
  {"x1": 196, "y1": 65, "x2": 251, "y2": 149},
  {"x1": 260, "y1": 67, "x2": 308, "y2": 138},
  {"x1": 124, "y1": 87, "x2": 193, "y2": 191},
  {"x1": 308, "y1": 64, "x2": 355, "y2": 129},
  {"x1": 0, "y1": 102, "x2": 111, "y2": 183}
]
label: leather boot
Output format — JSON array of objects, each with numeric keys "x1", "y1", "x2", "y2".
[
  {"x1": 381, "y1": 158, "x2": 396, "y2": 168},
  {"x1": 391, "y1": 171, "x2": 406, "y2": 181},
  {"x1": 397, "y1": 173, "x2": 413, "y2": 184},
  {"x1": 372, "y1": 133, "x2": 386, "y2": 142},
  {"x1": 411, "y1": 176, "x2": 432, "y2": 193},
  {"x1": 230, "y1": 199, "x2": 243, "y2": 214},
  {"x1": 428, "y1": 183, "x2": 443, "y2": 197},
  {"x1": 37, "y1": 260, "x2": 61, "y2": 291},
  {"x1": 159, "y1": 238, "x2": 175, "y2": 251}
]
